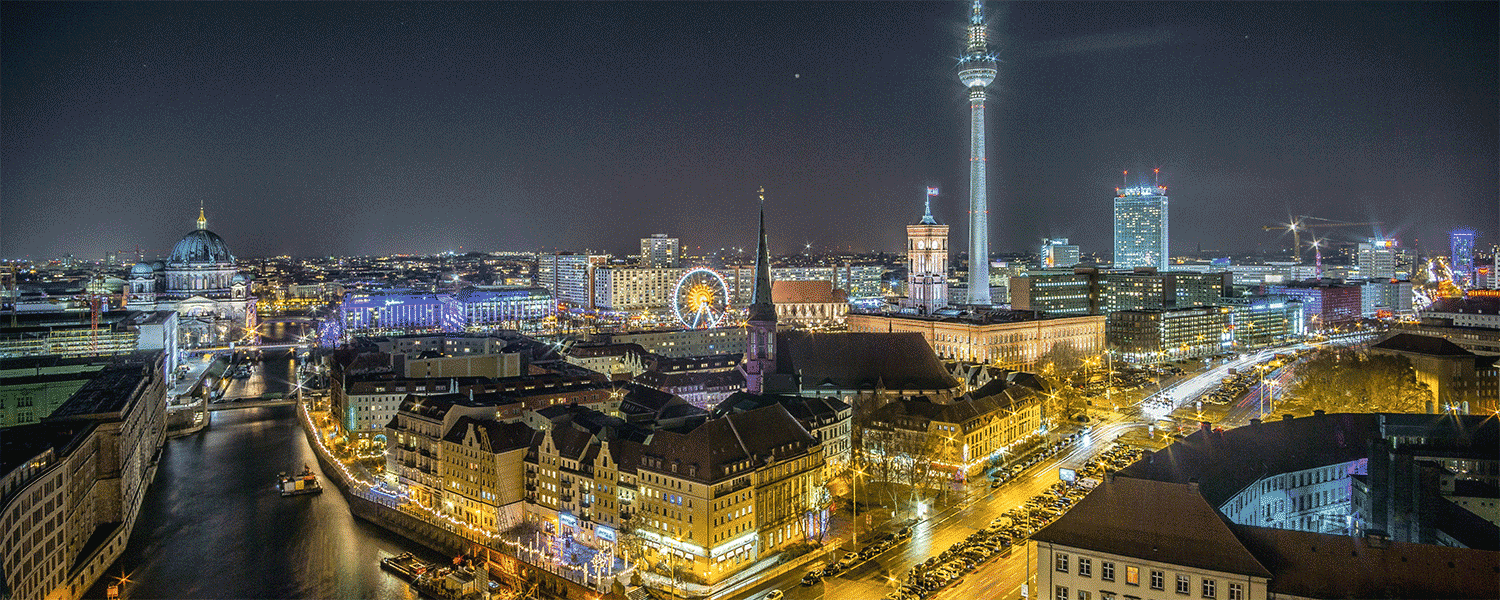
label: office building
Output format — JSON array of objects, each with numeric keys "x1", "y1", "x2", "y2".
[
  {"x1": 0, "y1": 353, "x2": 167, "y2": 600},
  {"x1": 1041, "y1": 238, "x2": 1080, "y2": 269},
  {"x1": 0, "y1": 311, "x2": 179, "y2": 376},
  {"x1": 1356, "y1": 238, "x2": 1400, "y2": 280},
  {"x1": 1113, "y1": 183, "x2": 1169, "y2": 271},
  {"x1": 640, "y1": 234, "x2": 680, "y2": 269},
  {"x1": 1009, "y1": 270, "x2": 1101, "y2": 316},
  {"x1": 537, "y1": 253, "x2": 609, "y2": 308},
  {"x1": 1106, "y1": 306, "x2": 1234, "y2": 364},
  {"x1": 1219, "y1": 295, "x2": 1305, "y2": 349},
  {"x1": 1451, "y1": 229, "x2": 1476, "y2": 283},
  {"x1": 452, "y1": 286, "x2": 555, "y2": 330},
  {"x1": 907, "y1": 193, "x2": 950, "y2": 313},
  {"x1": 1265, "y1": 280, "x2": 1363, "y2": 329}
]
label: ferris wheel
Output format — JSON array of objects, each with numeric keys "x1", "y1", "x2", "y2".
[{"x1": 673, "y1": 268, "x2": 730, "y2": 330}]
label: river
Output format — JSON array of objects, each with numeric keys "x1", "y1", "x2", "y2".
[{"x1": 87, "y1": 401, "x2": 440, "y2": 598}]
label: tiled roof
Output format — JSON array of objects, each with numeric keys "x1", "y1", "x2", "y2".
[
  {"x1": 775, "y1": 331, "x2": 958, "y2": 391},
  {"x1": 1032, "y1": 477, "x2": 1273, "y2": 578},
  {"x1": 442, "y1": 417, "x2": 535, "y2": 453},
  {"x1": 772, "y1": 280, "x2": 846, "y2": 304},
  {"x1": 632, "y1": 403, "x2": 816, "y2": 484},
  {"x1": 1232, "y1": 524, "x2": 1500, "y2": 598}
]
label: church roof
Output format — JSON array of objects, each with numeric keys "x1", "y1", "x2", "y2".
[
  {"x1": 168, "y1": 229, "x2": 236, "y2": 265},
  {"x1": 772, "y1": 280, "x2": 846, "y2": 304},
  {"x1": 775, "y1": 330, "x2": 958, "y2": 391}
]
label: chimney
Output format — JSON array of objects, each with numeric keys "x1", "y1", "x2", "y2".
[
  {"x1": 1313, "y1": 409, "x2": 1326, "y2": 417},
  {"x1": 1283, "y1": 413, "x2": 1295, "y2": 421},
  {"x1": 1188, "y1": 478, "x2": 1200, "y2": 493},
  {"x1": 1200, "y1": 421, "x2": 1212, "y2": 432},
  {"x1": 1250, "y1": 418, "x2": 1261, "y2": 426}
]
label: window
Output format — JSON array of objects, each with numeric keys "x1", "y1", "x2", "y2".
[
  {"x1": 1125, "y1": 566, "x2": 1140, "y2": 586},
  {"x1": 1078, "y1": 557, "x2": 1092, "y2": 577},
  {"x1": 1202, "y1": 579, "x2": 1216, "y2": 599},
  {"x1": 1227, "y1": 583, "x2": 1242, "y2": 600},
  {"x1": 1177, "y1": 574, "x2": 1190, "y2": 595},
  {"x1": 1055, "y1": 553, "x2": 1070, "y2": 573},
  {"x1": 1101, "y1": 561, "x2": 1115, "y2": 582},
  {"x1": 1077, "y1": 592, "x2": 1091, "y2": 600},
  {"x1": 1055, "y1": 586, "x2": 1070, "y2": 600},
  {"x1": 1100, "y1": 593, "x2": 1117, "y2": 600},
  {"x1": 1150, "y1": 570, "x2": 1164, "y2": 590}
]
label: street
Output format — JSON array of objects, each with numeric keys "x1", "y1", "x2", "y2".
[{"x1": 721, "y1": 416, "x2": 1148, "y2": 600}]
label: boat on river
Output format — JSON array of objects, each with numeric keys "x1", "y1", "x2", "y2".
[{"x1": 277, "y1": 466, "x2": 322, "y2": 497}]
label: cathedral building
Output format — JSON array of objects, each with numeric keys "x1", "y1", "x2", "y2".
[{"x1": 127, "y1": 207, "x2": 256, "y2": 347}]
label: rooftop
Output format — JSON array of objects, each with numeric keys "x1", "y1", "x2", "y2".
[
  {"x1": 47, "y1": 352, "x2": 160, "y2": 420},
  {"x1": 775, "y1": 330, "x2": 958, "y2": 391},
  {"x1": 1032, "y1": 477, "x2": 1273, "y2": 578},
  {"x1": 1371, "y1": 333, "x2": 1478, "y2": 357},
  {"x1": 1233, "y1": 525, "x2": 1499, "y2": 599}
]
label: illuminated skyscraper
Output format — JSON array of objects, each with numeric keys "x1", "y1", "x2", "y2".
[
  {"x1": 906, "y1": 187, "x2": 949, "y2": 313},
  {"x1": 958, "y1": 1, "x2": 997, "y2": 306},
  {"x1": 1113, "y1": 178, "x2": 1169, "y2": 271},
  {"x1": 1451, "y1": 229, "x2": 1476, "y2": 283}
]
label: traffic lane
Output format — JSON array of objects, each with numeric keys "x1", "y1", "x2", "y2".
[
  {"x1": 933, "y1": 547, "x2": 1029, "y2": 600},
  {"x1": 851, "y1": 427, "x2": 1135, "y2": 595}
]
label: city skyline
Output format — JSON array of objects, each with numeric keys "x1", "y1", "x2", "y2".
[{"x1": 4, "y1": 2, "x2": 1496, "y2": 260}]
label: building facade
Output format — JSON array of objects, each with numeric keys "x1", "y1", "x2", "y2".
[
  {"x1": 640, "y1": 234, "x2": 680, "y2": 269},
  {"x1": 0, "y1": 352, "x2": 167, "y2": 600},
  {"x1": 848, "y1": 311, "x2": 1106, "y2": 373},
  {"x1": 1106, "y1": 306, "x2": 1234, "y2": 364},
  {"x1": 1113, "y1": 184, "x2": 1169, "y2": 271},
  {"x1": 1265, "y1": 280, "x2": 1362, "y2": 329},
  {"x1": 1041, "y1": 239, "x2": 1080, "y2": 269},
  {"x1": 537, "y1": 253, "x2": 609, "y2": 308}
]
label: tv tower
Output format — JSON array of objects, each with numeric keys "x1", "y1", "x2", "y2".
[{"x1": 958, "y1": 0, "x2": 998, "y2": 306}]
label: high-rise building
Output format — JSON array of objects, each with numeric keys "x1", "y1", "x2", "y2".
[
  {"x1": 536, "y1": 252, "x2": 608, "y2": 308},
  {"x1": 1356, "y1": 238, "x2": 1400, "y2": 280},
  {"x1": 639, "y1": 234, "x2": 680, "y2": 268},
  {"x1": 958, "y1": 1, "x2": 997, "y2": 306},
  {"x1": 907, "y1": 188, "x2": 949, "y2": 313},
  {"x1": 1041, "y1": 238, "x2": 1080, "y2": 269},
  {"x1": 1451, "y1": 229, "x2": 1476, "y2": 283},
  {"x1": 1113, "y1": 181, "x2": 1169, "y2": 271}
]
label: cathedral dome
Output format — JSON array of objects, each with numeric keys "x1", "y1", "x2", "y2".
[
  {"x1": 130, "y1": 262, "x2": 155, "y2": 276},
  {"x1": 168, "y1": 229, "x2": 235, "y2": 265}
]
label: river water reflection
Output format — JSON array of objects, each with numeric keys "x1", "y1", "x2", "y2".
[{"x1": 88, "y1": 405, "x2": 439, "y2": 599}]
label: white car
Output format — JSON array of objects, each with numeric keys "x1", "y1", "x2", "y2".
[{"x1": 765, "y1": 590, "x2": 784, "y2": 600}]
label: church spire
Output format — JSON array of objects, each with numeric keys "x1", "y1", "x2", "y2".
[
  {"x1": 748, "y1": 187, "x2": 775, "y2": 320},
  {"x1": 196, "y1": 200, "x2": 207, "y2": 230},
  {"x1": 743, "y1": 186, "x2": 778, "y2": 395}
]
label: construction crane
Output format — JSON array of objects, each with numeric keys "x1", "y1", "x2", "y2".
[{"x1": 1263, "y1": 216, "x2": 1384, "y2": 263}]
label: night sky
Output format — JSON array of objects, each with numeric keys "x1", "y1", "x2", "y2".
[{"x1": 3, "y1": 2, "x2": 1495, "y2": 260}]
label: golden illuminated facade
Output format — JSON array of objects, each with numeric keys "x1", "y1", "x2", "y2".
[{"x1": 848, "y1": 311, "x2": 1105, "y2": 372}]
